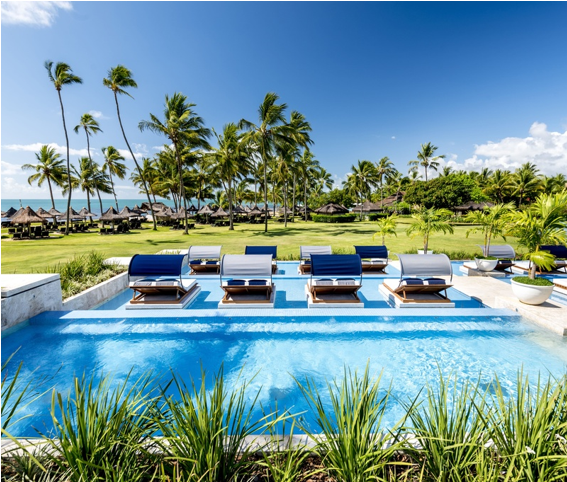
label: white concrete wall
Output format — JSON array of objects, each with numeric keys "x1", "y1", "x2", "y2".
[
  {"x1": 1, "y1": 274, "x2": 63, "y2": 331},
  {"x1": 62, "y1": 272, "x2": 128, "y2": 311}
]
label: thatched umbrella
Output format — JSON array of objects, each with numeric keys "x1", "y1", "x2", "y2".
[
  {"x1": 172, "y1": 207, "x2": 194, "y2": 220},
  {"x1": 36, "y1": 207, "x2": 55, "y2": 220},
  {"x1": 100, "y1": 206, "x2": 127, "y2": 229},
  {"x1": 187, "y1": 204, "x2": 198, "y2": 213},
  {"x1": 5, "y1": 207, "x2": 17, "y2": 218},
  {"x1": 10, "y1": 207, "x2": 24, "y2": 219},
  {"x1": 10, "y1": 206, "x2": 46, "y2": 236},
  {"x1": 296, "y1": 205, "x2": 312, "y2": 214},
  {"x1": 58, "y1": 207, "x2": 84, "y2": 222},
  {"x1": 197, "y1": 204, "x2": 215, "y2": 215},
  {"x1": 314, "y1": 203, "x2": 349, "y2": 215},
  {"x1": 233, "y1": 205, "x2": 245, "y2": 214},
  {"x1": 119, "y1": 206, "x2": 138, "y2": 218},
  {"x1": 1, "y1": 211, "x2": 6, "y2": 218},
  {"x1": 141, "y1": 201, "x2": 168, "y2": 212},
  {"x1": 154, "y1": 207, "x2": 174, "y2": 218},
  {"x1": 248, "y1": 205, "x2": 266, "y2": 216},
  {"x1": 78, "y1": 207, "x2": 97, "y2": 222},
  {"x1": 211, "y1": 206, "x2": 229, "y2": 218}
]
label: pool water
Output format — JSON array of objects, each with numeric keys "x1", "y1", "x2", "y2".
[{"x1": 3, "y1": 312, "x2": 567, "y2": 437}]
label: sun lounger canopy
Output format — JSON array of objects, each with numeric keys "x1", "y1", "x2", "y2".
[
  {"x1": 354, "y1": 245, "x2": 388, "y2": 259},
  {"x1": 129, "y1": 254, "x2": 186, "y2": 277},
  {"x1": 477, "y1": 244, "x2": 515, "y2": 259},
  {"x1": 188, "y1": 245, "x2": 222, "y2": 260},
  {"x1": 300, "y1": 246, "x2": 332, "y2": 259},
  {"x1": 541, "y1": 245, "x2": 567, "y2": 258},
  {"x1": 311, "y1": 254, "x2": 362, "y2": 277},
  {"x1": 221, "y1": 254, "x2": 273, "y2": 277},
  {"x1": 245, "y1": 246, "x2": 277, "y2": 258},
  {"x1": 397, "y1": 254, "x2": 453, "y2": 280}
]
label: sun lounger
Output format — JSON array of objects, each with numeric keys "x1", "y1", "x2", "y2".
[
  {"x1": 245, "y1": 245, "x2": 278, "y2": 273},
  {"x1": 552, "y1": 278, "x2": 567, "y2": 295},
  {"x1": 476, "y1": 244, "x2": 516, "y2": 273},
  {"x1": 354, "y1": 245, "x2": 389, "y2": 273},
  {"x1": 298, "y1": 246, "x2": 332, "y2": 274},
  {"x1": 306, "y1": 254, "x2": 363, "y2": 307},
  {"x1": 219, "y1": 254, "x2": 275, "y2": 308},
  {"x1": 380, "y1": 254, "x2": 454, "y2": 308},
  {"x1": 188, "y1": 246, "x2": 222, "y2": 274},
  {"x1": 127, "y1": 254, "x2": 200, "y2": 309},
  {"x1": 540, "y1": 245, "x2": 567, "y2": 273}
]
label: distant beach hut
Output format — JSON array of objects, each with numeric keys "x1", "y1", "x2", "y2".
[
  {"x1": 233, "y1": 205, "x2": 246, "y2": 214},
  {"x1": 172, "y1": 207, "x2": 193, "y2": 219},
  {"x1": 10, "y1": 206, "x2": 46, "y2": 237},
  {"x1": 154, "y1": 207, "x2": 174, "y2": 218},
  {"x1": 47, "y1": 207, "x2": 62, "y2": 216},
  {"x1": 132, "y1": 204, "x2": 144, "y2": 214},
  {"x1": 119, "y1": 206, "x2": 137, "y2": 218},
  {"x1": 197, "y1": 204, "x2": 215, "y2": 215},
  {"x1": 187, "y1": 204, "x2": 198, "y2": 213},
  {"x1": 314, "y1": 203, "x2": 349, "y2": 215},
  {"x1": 141, "y1": 201, "x2": 168, "y2": 212},
  {"x1": 1, "y1": 211, "x2": 6, "y2": 218},
  {"x1": 211, "y1": 206, "x2": 229, "y2": 218},
  {"x1": 247, "y1": 205, "x2": 265, "y2": 216},
  {"x1": 100, "y1": 207, "x2": 127, "y2": 230},
  {"x1": 10, "y1": 207, "x2": 25, "y2": 219},
  {"x1": 5, "y1": 207, "x2": 17, "y2": 218},
  {"x1": 58, "y1": 207, "x2": 85, "y2": 222},
  {"x1": 78, "y1": 207, "x2": 97, "y2": 220},
  {"x1": 452, "y1": 201, "x2": 495, "y2": 213}
]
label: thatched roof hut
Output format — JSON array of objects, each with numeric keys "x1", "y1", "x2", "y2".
[
  {"x1": 453, "y1": 201, "x2": 495, "y2": 212},
  {"x1": 211, "y1": 207, "x2": 229, "y2": 217},
  {"x1": 233, "y1": 205, "x2": 246, "y2": 214},
  {"x1": 10, "y1": 206, "x2": 46, "y2": 224},
  {"x1": 119, "y1": 206, "x2": 137, "y2": 217},
  {"x1": 100, "y1": 207, "x2": 127, "y2": 222},
  {"x1": 187, "y1": 204, "x2": 198, "y2": 213},
  {"x1": 140, "y1": 201, "x2": 168, "y2": 212},
  {"x1": 314, "y1": 203, "x2": 349, "y2": 215},
  {"x1": 78, "y1": 207, "x2": 97, "y2": 218},
  {"x1": 58, "y1": 207, "x2": 84, "y2": 221},
  {"x1": 5, "y1": 207, "x2": 17, "y2": 217},
  {"x1": 48, "y1": 207, "x2": 62, "y2": 216},
  {"x1": 248, "y1": 205, "x2": 268, "y2": 216},
  {"x1": 36, "y1": 207, "x2": 52, "y2": 218},
  {"x1": 197, "y1": 204, "x2": 215, "y2": 215}
]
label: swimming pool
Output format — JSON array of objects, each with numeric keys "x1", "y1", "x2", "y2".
[{"x1": 3, "y1": 261, "x2": 567, "y2": 437}]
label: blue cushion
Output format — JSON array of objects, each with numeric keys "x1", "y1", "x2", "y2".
[
  {"x1": 425, "y1": 278, "x2": 446, "y2": 285},
  {"x1": 403, "y1": 278, "x2": 424, "y2": 285},
  {"x1": 189, "y1": 259, "x2": 202, "y2": 264},
  {"x1": 226, "y1": 279, "x2": 246, "y2": 286},
  {"x1": 205, "y1": 261, "x2": 219, "y2": 265},
  {"x1": 498, "y1": 259, "x2": 513, "y2": 264},
  {"x1": 249, "y1": 279, "x2": 268, "y2": 286}
]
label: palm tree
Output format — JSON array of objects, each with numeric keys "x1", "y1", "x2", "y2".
[
  {"x1": 408, "y1": 142, "x2": 445, "y2": 182},
  {"x1": 297, "y1": 150, "x2": 320, "y2": 221},
  {"x1": 101, "y1": 146, "x2": 127, "y2": 211},
  {"x1": 408, "y1": 170, "x2": 422, "y2": 184},
  {"x1": 239, "y1": 92, "x2": 294, "y2": 233},
  {"x1": 103, "y1": 65, "x2": 157, "y2": 230},
  {"x1": 22, "y1": 145, "x2": 66, "y2": 209},
  {"x1": 375, "y1": 157, "x2": 397, "y2": 208},
  {"x1": 484, "y1": 170, "x2": 513, "y2": 203},
  {"x1": 372, "y1": 214, "x2": 398, "y2": 245},
  {"x1": 439, "y1": 166, "x2": 454, "y2": 177},
  {"x1": 274, "y1": 143, "x2": 298, "y2": 227},
  {"x1": 209, "y1": 123, "x2": 252, "y2": 230},
  {"x1": 511, "y1": 163, "x2": 541, "y2": 207},
  {"x1": 343, "y1": 160, "x2": 377, "y2": 218},
  {"x1": 406, "y1": 207, "x2": 454, "y2": 253},
  {"x1": 73, "y1": 113, "x2": 102, "y2": 189},
  {"x1": 45, "y1": 61, "x2": 82, "y2": 234},
  {"x1": 139, "y1": 92, "x2": 211, "y2": 234},
  {"x1": 465, "y1": 203, "x2": 515, "y2": 254},
  {"x1": 69, "y1": 157, "x2": 98, "y2": 220}
]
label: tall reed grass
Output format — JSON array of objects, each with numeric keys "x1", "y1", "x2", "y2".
[{"x1": 2, "y1": 358, "x2": 566, "y2": 482}]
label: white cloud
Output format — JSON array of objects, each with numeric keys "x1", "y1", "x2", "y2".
[
  {"x1": 391, "y1": 136, "x2": 396, "y2": 140},
  {"x1": 1, "y1": 176, "x2": 47, "y2": 198},
  {"x1": 1, "y1": 1, "x2": 72, "y2": 27},
  {"x1": 117, "y1": 148, "x2": 148, "y2": 161},
  {"x1": 1, "y1": 160, "x2": 24, "y2": 176},
  {"x1": 3, "y1": 142, "x2": 89, "y2": 157},
  {"x1": 447, "y1": 122, "x2": 567, "y2": 176},
  {"x1": 88, "y1": 110, "x2": 107, "y2": 120}
]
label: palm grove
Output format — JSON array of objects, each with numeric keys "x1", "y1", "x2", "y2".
[{"x1": 25, "y1": 62, "x2": 566, "y2": 235}]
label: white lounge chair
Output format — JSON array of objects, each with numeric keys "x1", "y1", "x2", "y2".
[
  {"x1": 477, "y1": 244, "x2": 516, "y2": 273},
  {"x1": 188, "y1": 245, "x2": 222, "y2": 274}
]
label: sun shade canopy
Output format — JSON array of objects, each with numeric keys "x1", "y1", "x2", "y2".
[
  {"x1": 220, "y1": 254, "x2": 273, "y2": 277},
  {"x1": 397, "y1": 254, "x2": 453, "y2": 281},
  {"x1": 540, "y1": 245, "x2": 567, "y2": 258},
  {"x1": 477, "y1": 244, "x2": 515, "y2": 259},
  {"x1": 188, "y1": 246, "x2": 222, "y2": 260},
  {"x1": 354, "y1": 246, "x2": 388, "y2": 259},
  {"x1": 245, "y1": 246, "x2": 277, "y2": 258},
  {"x1": 300, "y1": 246, "x2": 332, "y2": 259},
  {"x1": 311, "y1": 254, "x2": 362, "y2": 277},
  {"x1": 129, "y1": 254, "x2": 186, "y2": 278}
]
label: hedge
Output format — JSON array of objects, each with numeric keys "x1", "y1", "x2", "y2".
[{"x1": 312, "y1": 214, "x2": 356, "y2": 223}]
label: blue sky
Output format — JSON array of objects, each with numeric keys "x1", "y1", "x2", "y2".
[{"x1": 2, "y1": 1, "x2": 566, "y2": 199}]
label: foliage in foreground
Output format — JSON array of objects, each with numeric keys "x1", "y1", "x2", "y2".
[
  {"x1": 43, "y1": 251, "x2": 125, "y2": 298},
  {"x1": 2, "y1": 358, "x2": 567, "y2": 482}
]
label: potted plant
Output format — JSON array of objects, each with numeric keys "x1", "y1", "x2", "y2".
[
  {"x1": 507, "y1": 192, "x2": 567, "y2": 305},
  {"x1": 406, "y1": 207, "x2": 453, "y2": 254},
  {"x1": 465, "y1": 203, "x2": 514, "y2": 271}
]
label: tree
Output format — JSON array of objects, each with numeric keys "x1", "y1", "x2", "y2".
[
  {"x1": 511, "y1": 162, "x2": 541, "y2": 207},
  {"x1": 484, "y1": 170, "x2": 513, "y2": 203},
  {"x1": 404, "y1": 174, "x2": 476, "y2": 209},
  {"x1": 139, "y1": 92, "x2": 211, "y2": 234},
  {"x1": 506, "y1": 192, "x2": 567, "y2": 279},
  {"x1": 103, "y1": 65, "x2": 157, "y2": 230},
  {"x1": 209, "y1": 123, "x2": 252, "y2": 230},
  {"x1": 73, "y1": 113, "x2": 102, "y2": 200},
  {"x1": 273, "y1": 143, "x2": 298, "y2": 227},
  {"x1": 297, "y1": 150, "x2": 320, "y2": 220},
  {"x1": 408, "y1": 142, "x2": 445, "y2": 182},
  {"x1": 22, "y1": 146, "x2": 66, "y2": 209},
  {"x1": 375, "y1": 157, "x2": 397, "y2": 208},
  {"x1": 240, "y1": 93, "x2": 294, "y2": 233},
  {"x1": 465, "y1": 203, "x2": 515, "y2": 254},
  {"x1": 45, "y1": 61, "x2": 82, "y2": 234},
  {"x1": 101, "y1": 146, "x2": 127, "y2": 211},
  {"x1": 406, "y1": 207, "x2": 454, "y2": 253},
  {"x1": 68, "y1": 157, "x2": 103, "y2": 220},
  {"x1": 343, "y1": 160, "x2": 377, "y2": 218},
  {"x1": 373, "y1": 214, "x2": 398, "y2": 245}
]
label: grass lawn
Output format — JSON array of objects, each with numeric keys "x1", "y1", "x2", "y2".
[{"x1": 1, "y1": 219, "x2": 521, "y2": 274}]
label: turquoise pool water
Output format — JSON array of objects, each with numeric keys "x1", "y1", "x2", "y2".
[{"x1": 3, "y1": 262, "x2": 567, "y2": 437}]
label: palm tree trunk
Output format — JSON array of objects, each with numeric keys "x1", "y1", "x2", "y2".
[
  {"x1": 228, "y1": 180, "x2": 234, "y2": 231},
  {"x1": 283, "y1": 180, "x2": 288, "y2": 228},
  {"x1": 57, "y1": 90, "x2": 72, "y2": 235},
  {"x1": 47, "y1": 176, "x2": 55, "y2": 210},
  {"x1": 263, "y1": 156, "x2": 268, "y2": 233},
  {"x1": 86, "y1": 190, "x2": 92, "y2": 223},
  {"x1": 304, "y1": 179, "x2": 308, "y2": 221},
  {"x1": 108, "y1": 169, "x2": 119, "y2": 211},
  {"x1": 96, "y1": 188, "x2": 104, "y2": 221},
  {"x1": 114, "y1": 91, "x2": 157, "y2": 230},
  {"x1": 173, "y1": 141, "x2": 188, "y2": 234},
  {"x1": 292, "y1": 175, "x2": 296, "y2": 223}
]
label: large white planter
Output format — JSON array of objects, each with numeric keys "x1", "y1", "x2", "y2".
[
  {"x1": 511, "y1": 279, "x2": 554, "y2": 305},
  {"x1": 418, "y1": 250, "x2": 434, "y2": 255},
  {"x1": 475, "y1": 258, "x2": 499, "y2": 272}
]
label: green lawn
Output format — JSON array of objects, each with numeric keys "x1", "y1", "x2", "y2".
[{"x1": 1, "y1": 219, "x2": 521, "y2": 274}]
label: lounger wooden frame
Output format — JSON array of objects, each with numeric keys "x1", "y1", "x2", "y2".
[
  {"x1": 130, "y1": 282, "x2": 199, "y2": 305},
  {"x1": 221, "y1": 284, "x2": 273, "y2": 303},
  {"x1": 190, "y1": 262, "x2": 220, "y2": 274},
  {"x1": 361, "y1": 261, "x2": 388, "y2": 273},
  {"x1": 309, "y1": 283, "x2": 362, "y2": 303},
  {"x1": 384, "y1": 282, "x2": 453, "y2": 304}
]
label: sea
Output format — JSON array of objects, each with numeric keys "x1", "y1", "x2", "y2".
[{"x1": 2, "y1": 198, "x2": 179, "y2": 217}]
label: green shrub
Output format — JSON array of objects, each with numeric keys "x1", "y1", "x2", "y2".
[
  {"x1": 512, "y1": 276, "x2": 554, "y2": 286},
  {"x1": 312, "y1": 214, "x2": 356, "y2": 223},
  {"x1": 368, "y1": 212, "x2": 390, "y2": 221}
]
